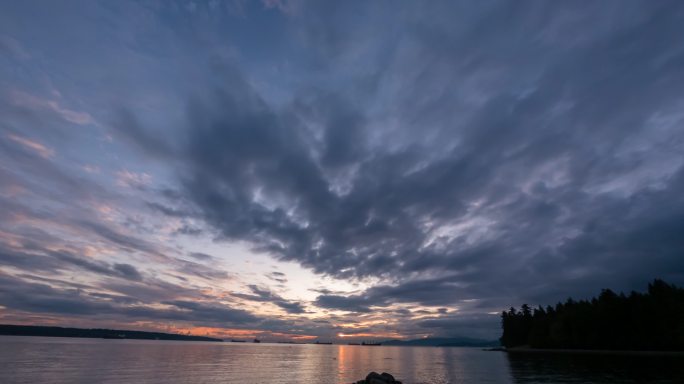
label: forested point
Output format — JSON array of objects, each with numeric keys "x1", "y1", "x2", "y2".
[
  {"x1": 0, "y1": 324, "x2": 222, "y2": 342},
  {"x1": 500, "y1": 279, "x2": 684, "y2": 351}
]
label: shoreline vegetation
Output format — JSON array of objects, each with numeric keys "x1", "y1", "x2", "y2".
[
  {"x1": 0, "y1": 324, "x2": 222, "y2": 342},
  {"x1": 500, "y1": 279, "x2": 684, "y2": 353}
]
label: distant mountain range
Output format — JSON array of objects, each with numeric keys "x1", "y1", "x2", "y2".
[
  {"x1": 0, "y1": 324, "x2": 222, "y2": 342},
  {"x1": 382, "y1": 337, "x2": 499, "y2": 347}
]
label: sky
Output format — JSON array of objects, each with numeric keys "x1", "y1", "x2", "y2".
[{"x1": 1, "y1": 0, "x2": 684, "y2": 342}]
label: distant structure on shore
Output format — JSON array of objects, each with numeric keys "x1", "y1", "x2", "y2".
[
  {"x1": 362, "y1": 341, "x2": 382, "y2": 346},
  {"x1": 501, "y1": 279, "x2": 684, "y2": 351}
]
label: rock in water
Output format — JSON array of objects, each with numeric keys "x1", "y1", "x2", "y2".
[{"x1": 354, "y1": 371, "x2": 402, "y2": 384}]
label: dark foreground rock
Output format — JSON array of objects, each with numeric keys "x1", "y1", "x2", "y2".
[{"x1": 354, "y1": 371, "x2": 402, "y2": 384}]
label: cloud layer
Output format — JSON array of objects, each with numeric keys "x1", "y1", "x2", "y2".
[{"x1": 1, "y1": 0, "x2": 683, "y2": 340}]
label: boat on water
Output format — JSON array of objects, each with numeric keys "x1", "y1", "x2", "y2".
[
  {"x1": 253, "y1": 338, "x2": 261, "y2": 343},
  {"x1": 314, "y1": 341, "x2": 333, "y2": 345}
]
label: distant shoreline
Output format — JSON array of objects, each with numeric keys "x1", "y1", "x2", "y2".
[
  {"x1": 0, "y1": 324, "x2": 222, "y2": 342},
  {"x1": 505, "y1": 346, "x2": 684, "y2": 357}
]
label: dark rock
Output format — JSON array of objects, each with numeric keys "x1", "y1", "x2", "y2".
[{"x1": 354, "y1": 371, "x2": 402, "y2": 384}]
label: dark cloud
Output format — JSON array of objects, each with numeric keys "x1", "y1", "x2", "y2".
[
  {"x1": 174, "y1": 224, "x2": 203, "y2": 236},
  {"x1": 266, "y1": 271, "x2": 288, "y2": 284},
  {"x1": 315, "y1": 294, "x2": 373, "y2": 314},
  {"x1": 315, "y1": 276, "x2": 500, "y2": 314},
  {"x1": 112, "y1": 263, "x2": 143, "y2": 281},
  {"x1": 159, "y1": 300, "x2": 260, "y2": 324},
  {"x1": 0, "y1": 272, "x2": 114, "y2": 316},
  {"x1": 188, "y1": 252, "x2": 214, "y2": 261},
  {"x1": 75, "y1": 219, "x2": 165, "y2": 259},
  {"x1": 111, "y1": 109, "x2": 175, "y2": 159},
  {"x1": 145, "y1": 202, "x2": 192, "y2": 218},
  {"x1": 0, "y1": 241, "x2": 144, "y2": 282},
  {"x1": 175, "y1": 259, "x2": 232, "y2": 281},
  {"x1": 0, "y1": 271, "x2": 261, "y2": 328},
  {"x1": 272, "y1": 300, "x2": 307, "y2": 315},
  {"x1": 167, "y1": 1, "x2": 684, "y2": 310},
  {"x1": 232, "y1": 285, "x2": 308, "y2": 314}
]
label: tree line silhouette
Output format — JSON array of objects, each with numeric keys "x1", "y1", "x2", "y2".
[
  {"x1": 500, "y1": 279, "x2": 684, "y2": 350},
  {"x1": 0, "y1": 324, "x2": 221, "y2": 342}
]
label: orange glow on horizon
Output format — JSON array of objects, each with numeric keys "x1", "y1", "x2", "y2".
[
  {"x1": 164, "y1": 325, "x2": 319, "y2": 341},
  {"x1": 337, "y1": 331, "x2": 404, "y2": 339}
]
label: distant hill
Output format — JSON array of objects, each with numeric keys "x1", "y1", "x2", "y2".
[
  {"x1": 382, "y1": 337, "x2": 499, "y2": 347},
  {"x1": 0, "y1": 324, "x2": 222, "y2": 342}
]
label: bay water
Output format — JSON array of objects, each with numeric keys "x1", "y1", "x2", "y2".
[{"x1": 1, "y1": 336, "x2": 683, "y2": 383}]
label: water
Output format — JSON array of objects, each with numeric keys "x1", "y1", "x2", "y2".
[{"x1": 1, "y1": 336, "x2": 683, "y2": 383}]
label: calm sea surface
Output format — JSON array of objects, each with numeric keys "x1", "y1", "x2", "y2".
[{"x1": 1, "y1": 336, "x2": 683, "y2": 383}]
